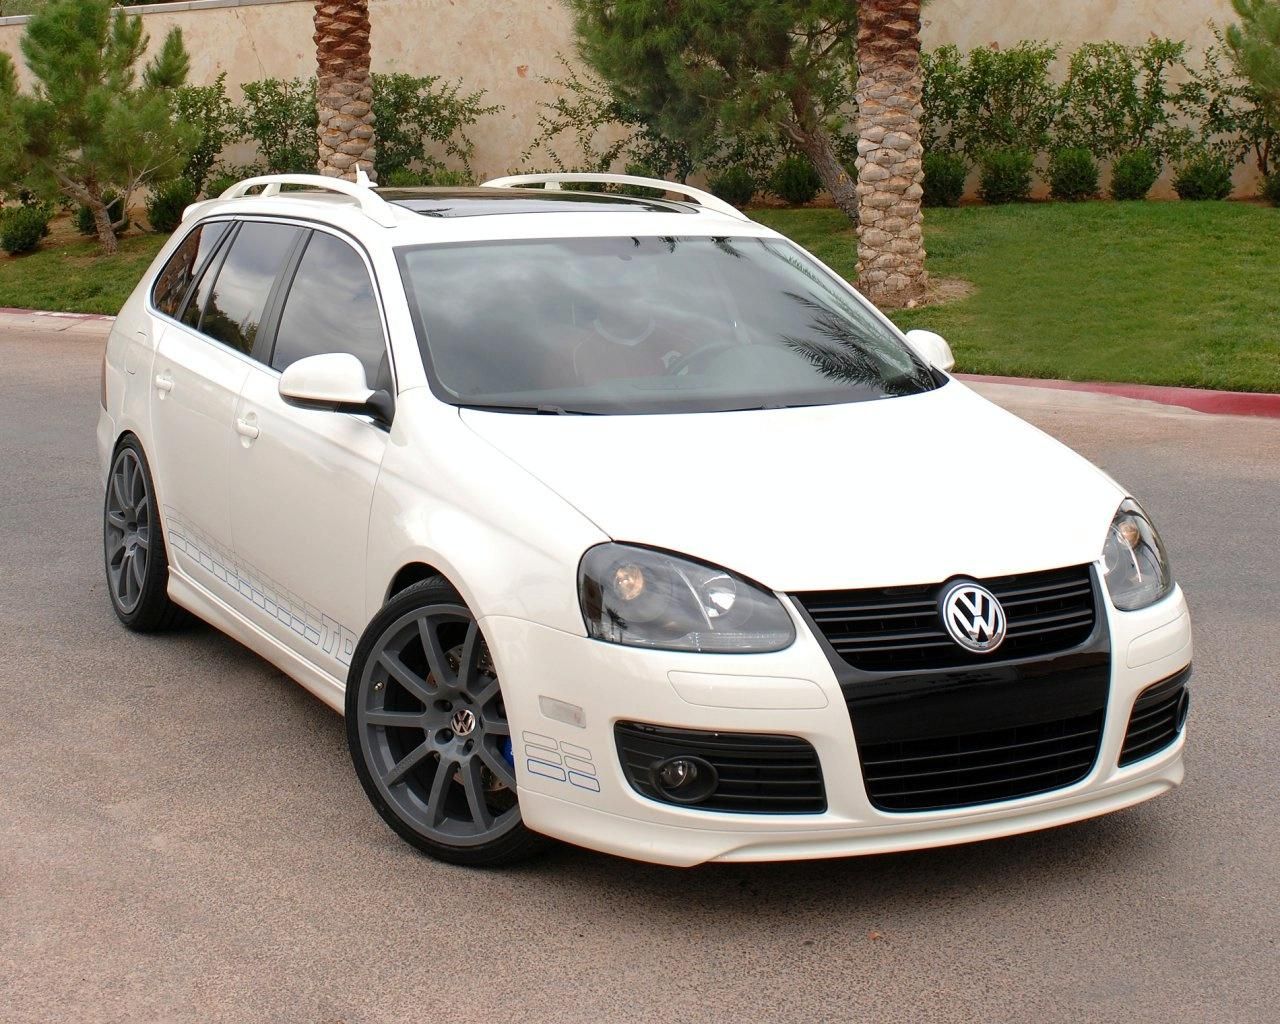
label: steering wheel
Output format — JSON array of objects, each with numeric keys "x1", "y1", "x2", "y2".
[{"x1": 667, "y1": 342, "x2": 738, "y2": 376}]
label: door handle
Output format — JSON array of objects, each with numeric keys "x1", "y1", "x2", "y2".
[
  {"x1": 235, "y1": 417, "x2": 260, "y2": 440},
  {"x1": 153, "y1": 373, "x2": 174, "y2": 394}
]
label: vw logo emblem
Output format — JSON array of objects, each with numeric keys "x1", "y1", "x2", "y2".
[
  {"x1": 940, "y1": 581, "x2": 1007, "y2": 653},
  {"x1": 450, "y1": 708, "x2": 477, "y2": 736}
]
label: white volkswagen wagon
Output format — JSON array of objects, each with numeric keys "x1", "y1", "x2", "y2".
[{"x1": 98, "y1": 172, "x2": 1192, "y2": 866}]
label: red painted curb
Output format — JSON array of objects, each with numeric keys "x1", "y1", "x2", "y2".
[
  {"x1": 0, "y1": 306, "x2": 116, "y2": 321},
  {"x1": 958, "y1": 373, "x2": 1280, "y2": 420}
]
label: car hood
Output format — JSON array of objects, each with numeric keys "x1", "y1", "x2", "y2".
[{"x1": 458, "y1": 381, "x2": 1124, "y2": 592}]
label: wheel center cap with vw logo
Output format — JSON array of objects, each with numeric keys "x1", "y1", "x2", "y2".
[
  {"x1": 940, "y1": 580, "x2": 1007, "y2": 653},
  {"x1": 450, "y1": 708, "x2": 477, "y2": 736}
]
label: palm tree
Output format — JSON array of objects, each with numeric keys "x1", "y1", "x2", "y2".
[
  {"x1": 314, "y1": 0, "x2": 377, "y2": 180},
  {"x1": 855, "y1": 0, "x2": 928, "y2": 308}
]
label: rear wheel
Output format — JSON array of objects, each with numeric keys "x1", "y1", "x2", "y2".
[
  {"x1": 103, "y1": 437, "x2": 182, "y2": 631},
  {"x1": 346, "y1": 578, "x2": 547, "y2": 867}
]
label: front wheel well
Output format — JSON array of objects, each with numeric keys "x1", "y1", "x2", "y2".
[{"x1": 385, "y1": 562, "x2": 448, "y2": 602}]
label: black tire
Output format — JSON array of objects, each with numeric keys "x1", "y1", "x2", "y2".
[
  {"x1": 103, "y1": 436, "x2": 184, "y2": 632},
  {"x1": 346, "y1": 577, "x2": 548, "y2": 867}
]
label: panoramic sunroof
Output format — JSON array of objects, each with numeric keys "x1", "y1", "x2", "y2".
[{"x1": 377, "y1": 187, "x2": 693, "y2": 218}]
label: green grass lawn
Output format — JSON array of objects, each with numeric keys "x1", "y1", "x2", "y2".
[
  {"x1": 755, "y1": 201, "x2": 1280, "y2": 393},
  {"x1": 3, "y1": 201, "x2": 1277, "y2": 391},
  {"x1": 0, "y1": 229, "x2": 166, "y2": 316}
]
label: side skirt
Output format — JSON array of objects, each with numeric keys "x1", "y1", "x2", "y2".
[{"x1": 167, "y1": 566, "x2": 347, "y2": 714}]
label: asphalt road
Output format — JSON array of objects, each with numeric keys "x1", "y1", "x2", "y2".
[{"x1": 2, "y1": 319, "x2": 1277, "y2": 1024}]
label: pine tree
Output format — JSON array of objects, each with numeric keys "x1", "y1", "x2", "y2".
[
  {"x1": 563, "y1": 0, "x2": 861, "y2": 224},
  {"x1": 0, "y1": 0, "x2": 194, "y2": 254},
  {"x1": 1228, "y1": 0, "x2": 1280, "y2": 119}
]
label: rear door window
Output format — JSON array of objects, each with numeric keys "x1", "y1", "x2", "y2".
[{"x1": 190, "y1": 221, "x2": 302, "y2": 357}]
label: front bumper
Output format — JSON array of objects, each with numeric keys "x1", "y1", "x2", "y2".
[{"x1": 483, "y1": 578, "x2": 1191, "y2": 867}]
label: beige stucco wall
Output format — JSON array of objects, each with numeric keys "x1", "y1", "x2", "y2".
[
  {"x1": 921, "y1": 0, "x2": 1238, "y2": 53},
  {"x1": 0, "y1": 0, "x2": 1261, "y2": 193}
]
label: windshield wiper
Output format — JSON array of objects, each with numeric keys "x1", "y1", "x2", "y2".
[{"x1": 458, "y1": 402, "x2": 599, "y2": 415}]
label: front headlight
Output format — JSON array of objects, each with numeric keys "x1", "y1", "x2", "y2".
[
  {"x1": 1102, "y1": 499, "x2": 1173, "y2": 610},
  {"x1": 578, "y1": 544, "x2": 796, "y2": 653}
]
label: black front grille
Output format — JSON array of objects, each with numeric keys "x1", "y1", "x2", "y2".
[
  {"x1": 795, "y1": 564, "x2": 1098, "y2": 673},
  {"x1": 1120, "y1": 668, "x2": 1191, "y2": 766},
  {"x1": 857, "y1": 709, "x2": 1104, "y2": 812},
  {"x1": 615, "y1": 722, "x2": 826, "y2": 814}
]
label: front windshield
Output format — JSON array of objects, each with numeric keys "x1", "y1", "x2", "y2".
[{"x1": 397, "y1": 235, "x2": 940, "y2": 415}]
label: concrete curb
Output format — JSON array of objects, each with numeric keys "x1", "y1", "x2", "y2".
[
  {"x1": 957, "y1": 373, "x2": 1280, "y2": 420},
  {"x1": 0, "y1": 307, "x2": 116, "y2": 322}
]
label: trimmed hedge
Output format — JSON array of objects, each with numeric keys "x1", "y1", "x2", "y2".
[
  {"x1": 923, "y1": 151, "x2": 968, "y2": 207},
  {"x1": 1172, "y1": 151, "x2": 1234, "y2": 200},
  {"x1": 1, "y1": 204, "x2": 52, "y2": 255},
  {"x1": 1048, "y1": 147, "x2": 1100, "y2": 201},
  {"x1": 708, "y1": 164, "x2": 756, "y2": 208},
  {"x1": 1110, "y1": 149, "x2": 1161, "y2": 200},
  {"x1": 979, "y1": 148, "x2": 1035, "y2": 204},
  {"x1": 769, "y1": 155, "x2": 822, "y2": 205},
  {"x1": 146, "y1": 178, "x2": 198, "y2": 233}
]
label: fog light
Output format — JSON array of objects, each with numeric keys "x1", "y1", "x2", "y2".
[{"x1": 651, "y1": 755, "x2": 718, "y2": 804}]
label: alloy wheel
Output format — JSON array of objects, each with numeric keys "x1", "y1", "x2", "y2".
[
  {"x1": 354, "y1": 604, "x2": 520, "y2": 846},
  {"x1": 104, "y1": 447, "x2": 152, "y2": 615}
]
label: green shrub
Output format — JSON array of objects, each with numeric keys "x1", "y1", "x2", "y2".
[
  {"x1": 769, "y1": 155, "x2": 821, "y2": 205},
  {"x1": 1172, "y1": 150, "x2": 1234, "y2": 199},
  {"x1": 707, "y1": 164, "x2": 756, "y2": 208},
  {"x1": 1, "y1": 204, "x2": 52, "y2": 255},
  {"x1": 424, "y1": 168, "x2": 471, "y2": 187},
  {"x1": 75, "y1": 192, "x2": 127, "y2": 236},
  {"x1": 371, "y1": 73, "x2": 498, "y2": 179},
  {"x1": 1057, "y1": 39, "x2": 1189, "y2": 160},
  {"x1": 1110, "y1": 148, "x2": 1161, "y2": 200},
  {"x1": 520, "y1": 56, "x2": 695, "y2": 184},
  {"x1": 923, "y1": 151, "x2": 968, "y2": 207},
  {"x1": 380, "y1": 167, "x2": 427, "y2": 187},
  {"x1": 237, "y1": 78, "x2": 317, "y2": 174},
  {"x1": 202, "y1": 165, "x2": 262, "y2": 200},
  {"x1": 1262, "y1": 171, "x2": 1280, "y2": 206},
  {"x1": 617, "y1": 163, "x2": 666, "y2": 198},
  {"x1": 950, "y1": 42, "x2": 1061, "y2": 155},
  {"x1": 1048, "y1": 147, "x2": 1100, "y2": 200},
  {"x1": 978, "y1": 147, "x2": 1035, "y2": 203},
  {"x1": 921, "y1": 44, "x2": 967, "y2": 153},
  {"x1": 145, "y1": 178, "x2": 197, "y2": 233},
  {"x1": 173, "y1": 73, "x2": 237, "y2": 193}
]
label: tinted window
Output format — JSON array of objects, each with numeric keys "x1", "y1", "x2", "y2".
[
  {"x1": 180, "y1": 231, "x2": 225, "y2": 332},
  {"x1": 398, "y1": 236, "x2": 938, "y2": 415},
  {"x1": 198, "y1": 222, "x2": 302, "y2": 356},
  {"x1": 152, "y1": 220, "x2": 228, "y2": 317},
  {"x1": 272, "y1": 232, "x2": 386, "y2": 385}
]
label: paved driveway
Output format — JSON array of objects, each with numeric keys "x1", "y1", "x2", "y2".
[{"x1": 2, "y1": 320, "x2": 1277, "y2": 1024}]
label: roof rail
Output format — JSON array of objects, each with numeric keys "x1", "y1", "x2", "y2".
[
  {"x1": 216, "y1": 173, "x2": 400, "y2": 228},
  {"x1": 481, "y1": 172, "x2": 750, "y2": 222}
]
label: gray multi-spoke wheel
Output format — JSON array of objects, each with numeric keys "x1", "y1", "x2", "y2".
[
  {"x1": 103, "y1": 438, "x2": 181, "y2": 631},
  {"x1": 346, "y1": 577, "x2": 547, "y2": 866}
]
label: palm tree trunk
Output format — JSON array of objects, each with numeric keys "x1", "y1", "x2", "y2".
[
  {"x1": 855, "y1": 0, "x2": 928, "y2": 308},
  {"x1": 314, "y1": 0, "x2": 377, "y2": 181}
]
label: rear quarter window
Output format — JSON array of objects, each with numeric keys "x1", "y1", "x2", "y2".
[{"x1": 151, "y1": 220, "x2": 229, "y2": 318}]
